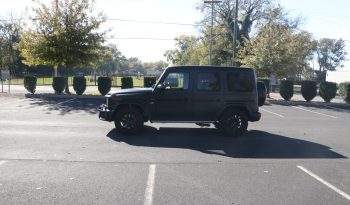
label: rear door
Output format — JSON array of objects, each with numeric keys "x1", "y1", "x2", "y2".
[{"x1": 192, "y1": 71, "x2": 222, "y2": 121}]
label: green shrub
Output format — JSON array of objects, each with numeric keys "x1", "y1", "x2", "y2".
[
  {"x1": 279, "y1": 80, "x2": 294, "y2": 101},
  {"x1": 121, "y1": 77, "x2": 133, "y2": 89},
  {"x1": 144, "y1": 77, "x2": 157, "y2": 88},
  {"x1": 98, "y1": 77, "x2": 112, "y2": 96},
  {"x1": 345, "y1": 84, "x2": 350, "y2": 104},
  {"x1": 73, "y1": 76, "x2": 86, "y2": 95},
  {"x1": 301, "y1": 80, "x2": 317, "y2": 102},
  {"x1": 257, "y1": 81, "x2": 267, "y2": 106},
  {"x1": 52, "y1": 77, "x2": 67, "y2": 94},
  {"x1": 258, "y1": 78, "x2": 270, "y2": 94},
  {"x1": 339, "y1": 82, "x2": 350, "y2": 97},
  {"x1": 24, "y1": 76, "x2": 37, "y2": 94},
  {"x1": 319, "y1": 81, "x2": 337, "y2": 103}
]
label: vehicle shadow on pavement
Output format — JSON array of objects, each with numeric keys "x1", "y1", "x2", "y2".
[
  {"x1": 23, "y1": 96, "x2": 103, "y2": 115},
  {"x1": 107, "y1": 126, "x2": 346, "y2": 159}
]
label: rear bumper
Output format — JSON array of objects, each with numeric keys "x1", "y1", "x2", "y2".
[
  {"x1": 249, "y1": 111, "x2": 261, "y2": 122},
  {"x1": 98, "y1": 104, "x2": 113, "y2": 122}
]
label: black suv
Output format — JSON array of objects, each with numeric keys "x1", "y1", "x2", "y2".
[{"x1": 99, "y1": 66, "x2": 262, "y2": 137}]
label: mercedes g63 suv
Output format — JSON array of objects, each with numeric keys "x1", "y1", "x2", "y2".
[{"x1": 99, "y1": 66, "x2": 262, "y2": 137}]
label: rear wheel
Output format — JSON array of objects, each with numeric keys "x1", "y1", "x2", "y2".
[
  {"x1": 219, "y1": 110, "x2": 248, "y2": 137},
  {"x1": 114, "y1": 107, "x2": 143, "y2": 134}
]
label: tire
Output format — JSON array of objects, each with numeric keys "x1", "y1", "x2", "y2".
[
  {"x1": 213, "y1": 122, "x2": 223, "y2": 130},
  {"x1": 114, "y1": 107, "x2": 144, "y2": 134},
  {"x1": 219, "y1": 110, "x2": 248, "y2": 137}
]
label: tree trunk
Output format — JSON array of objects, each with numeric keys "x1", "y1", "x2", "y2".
[
  {"x1": 64, "y1": 67, "x2": 71, "y2": 94},
  {"x1": 54, "y1": 66, "x2": 58, "y2": 77}
]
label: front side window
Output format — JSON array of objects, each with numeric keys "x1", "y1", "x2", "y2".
[
  {"x1": 162, "y1": 72, "x2": 189, "y2": 90},
  {"x1": 197, "y1": 73, "x2": 220, "y2": 92}
]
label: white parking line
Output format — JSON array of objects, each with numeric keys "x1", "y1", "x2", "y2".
[
  {"x1": 297, "y1": 165, "x2": 350, "y2": 201},
  {"x1": 0, "y1": 160, "x2": 7, "y2": 166},
  {"x1": 56, "y1": 98, "x2": 76, "y2": 106},
  {"x1": 292, "y1": 106, "x2": 338, "y2": 119},
  {"x1": 260, "y1": 108, "x2": 285, "y2": 118},
  {"x1": 144, "y1": 164, "x2": 156, "y2": 205}
]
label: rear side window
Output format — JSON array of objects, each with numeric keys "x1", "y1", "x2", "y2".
[
  {"x1": 197, "y1": 73, "x2": 220, "y2": 92},
  {"x1": 227, "y1": 72, "x2": 254, "y2": 92}
]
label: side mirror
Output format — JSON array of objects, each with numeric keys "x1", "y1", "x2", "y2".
[{"x1": 156, "y1": 83, "x2": 166, "y2": 90}]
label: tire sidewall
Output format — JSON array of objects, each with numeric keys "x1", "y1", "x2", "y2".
[
  {"x1": 220, "y1": 110, "x2": 248, "y2": 137},
  {"x1": 114, "y1": 108, "x2": 143, "y2": 134}
]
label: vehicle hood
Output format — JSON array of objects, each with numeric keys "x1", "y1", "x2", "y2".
[{"x1": 109, "y1": 88, "x2": 153, "y2": 96}]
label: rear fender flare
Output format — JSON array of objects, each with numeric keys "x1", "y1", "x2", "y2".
[{"x1": 217, "y1": 105, "x2": 249, "y2": 120}]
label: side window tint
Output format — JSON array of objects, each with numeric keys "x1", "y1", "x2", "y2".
[
  {"x1": 227, "y1": 73, "x2": 238, "y2": 91},
  {"x1": 227, "y1": 72, "x2": 254, "y2": 92},
  {"x1": 163, "y1": 72, "x2": 189, "y2": 90},
  {"x1": 197, "y1": 73, "x2": 220, "y2": 92}
]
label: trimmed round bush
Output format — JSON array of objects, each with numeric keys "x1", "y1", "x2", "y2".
[
  {"x1": 73, "y1": 76, "x2": 86, "y2": 95},
  {"x1": 319, "y1": 81, "x2": 337, "y2": 103},
  {"x1": 121, "y1": 77, "x2": 133, "y2": 89},
  {"x1": 339, "y1": 82, "x2": 350, "y2": 97},
  {"x1": 24, "y1": 76, "x2": 37, "y2": 94},
  {"x1": 144, "y1": 77, "x2": 157, "y2": 88},
  {"x1": 98, "y1": 77, "x2": 112, "y2": 96},
  {"x1": 301, "y1": 80, "x2": 317, "y2": 102},
  {"x1": 345, "y1": 84, "x2": 350, "y2": 104},
  {"x1": 279, "y1": 80, "x2": 294, "y2": 101},
  {"x1": 52, "y1": 77, "x2": 67, "y2": 94},
  {"x1": 257, "y1": 81, "x2": 267, "y2": 106}
]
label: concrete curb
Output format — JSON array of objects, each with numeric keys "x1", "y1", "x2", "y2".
[
  {"x1": 267, "y1": 98, "x2": 350, "y2": 110},
  {"x1": 24, "y1": 93, "x2": 105, "y2": 100}
]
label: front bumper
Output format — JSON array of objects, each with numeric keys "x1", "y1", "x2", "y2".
[
  {"x1": 98, "y1": 104, "x2": 113, "y2": 122},
  {"x1": 249, "y1": 111, "x2": 261, "y2": 122}
]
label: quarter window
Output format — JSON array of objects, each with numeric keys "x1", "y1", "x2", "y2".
[
  {"x1": 227, "y1": 72, "x2": 254, "y2": 92},
  {"x1": 197, "y1": 73, "x2": 220, "y2": 91}
]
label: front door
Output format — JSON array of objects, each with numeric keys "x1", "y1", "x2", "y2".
[{"x1": 152, "y1": 71, "x2": 192, "y2": 121}]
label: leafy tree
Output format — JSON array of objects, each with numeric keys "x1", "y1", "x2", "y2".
[
  {"x1": 97, "y1": 45, "x2": 168, "y2": 76},
  {"x1": 238, "y1": 8, "x2": 315, "y2": 78},
  {"x1": 97, "y1": 44, "x2": 128, "y2": 75},
  {"x1": 316, "y1": 38, "x2": 346, "y2": 72},
  {"x1": 315, "y1": 38, "x2": 347, "y2": 82},
  {"x1": 198, "y1": 0, "x2": 273, "y2": 64},
  {"x1": 126, "y1": 57, "x2": 146, "y2": 75},
  {"x1": 164, "y1": 35, "x2": 207, "y2": 65},
  {"x1": 0, "y1": 19, "x2": 24, "y2": 76},
  {"x1": 143, "y1": 61, "x2": 168, "y2": 75},
  {"x1": 19, "y1": 0, "x2": 106, "y2": 93}
]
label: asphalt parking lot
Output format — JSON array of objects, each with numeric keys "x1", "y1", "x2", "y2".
[{"x1": 0, "y1": 95, "x2": 350, "y2": 205}]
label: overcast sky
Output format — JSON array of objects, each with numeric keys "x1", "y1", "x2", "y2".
[{"x1": 0, "y1": 0, "x2": 349, "y2": 70}]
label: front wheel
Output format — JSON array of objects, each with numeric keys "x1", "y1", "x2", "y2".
[
  {"x1": 219, "y1": 110, "x2": 248, "y2": 137},
  {"x1": 114, "y1": 107, "x2": 144, "y2": 134}
]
